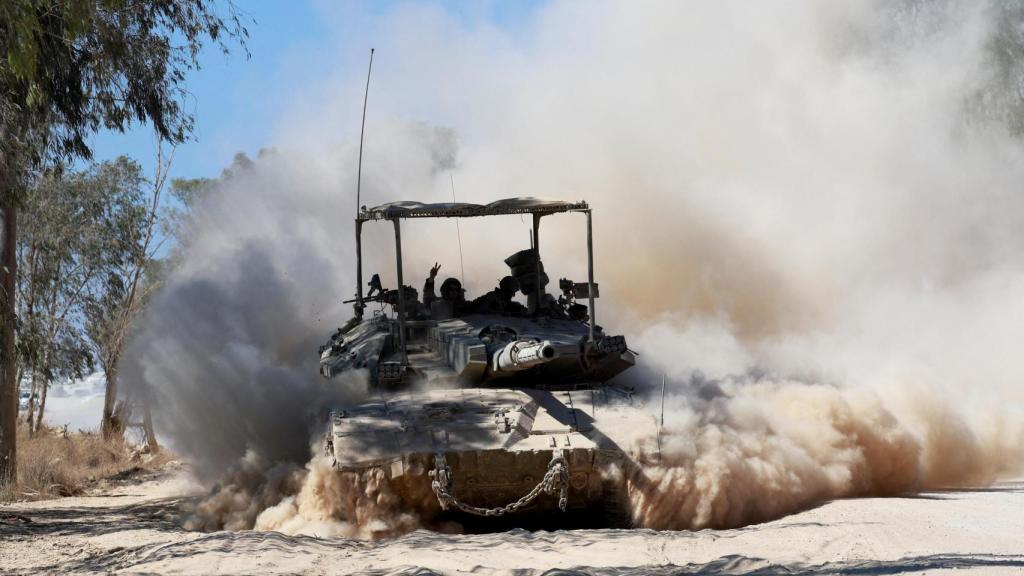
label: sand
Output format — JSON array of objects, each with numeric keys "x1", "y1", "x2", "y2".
[{"x1": 1, "y1": 469, "x2": 1022, "y2": 575}]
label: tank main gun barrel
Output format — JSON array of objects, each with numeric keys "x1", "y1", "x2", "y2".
[{"x1": 492, "y1": 339, "x2": 558, "y2": 373}]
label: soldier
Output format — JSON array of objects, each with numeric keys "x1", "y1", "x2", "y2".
[
  {"x1": 472, "y1": 275, "x2": 527, "y2": 316},
  {"x1": 423, "y1": 263, "x2": 470, "y2": 316}
]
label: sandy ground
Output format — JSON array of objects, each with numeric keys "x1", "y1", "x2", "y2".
[{"x1": 1, "y1": 470, "x2": 1023, "y2": 575}]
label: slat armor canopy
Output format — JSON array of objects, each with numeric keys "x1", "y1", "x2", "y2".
[{"x1": 359, "y1": 197, "x2": 589, "y2": 220}]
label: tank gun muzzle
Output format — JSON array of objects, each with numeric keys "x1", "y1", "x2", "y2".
[{"x1": 492, "y1": 339, "x2": 558, "y2": 373}]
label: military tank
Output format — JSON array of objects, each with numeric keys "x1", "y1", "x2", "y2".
[{"x1": 319, "y1": 198, "x2": 654, "y2": 527}]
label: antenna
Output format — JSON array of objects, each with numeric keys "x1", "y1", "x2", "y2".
[
  {"x1": 450, "y1": 174, "x2": 466, "y2": 283},
  {"x1": 658, "y1": 373, "x2": 667, "y2": 460},
  {"x1": 660, "y1": 373, "x2": 667, "y2": 428},
  {"x1": 356, "y1": 48, "x2": 375, "y2": 217}
]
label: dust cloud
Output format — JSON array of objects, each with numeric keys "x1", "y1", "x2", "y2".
[
  {"x1": 123, "y1": 1, "x2": 1024, "y2": 537},
  {"x1": 183, "y1": 450, "x2": 440, "y2": 539},
  {"x1": 179, "y1": 434, "x2": 463, "y2": 538},
  {"x1": 623, "y1": 377, "x2": 1023, "y2": 530},
  {"x1": 252, "y1": 455, "x2": 445, "y2": 539}
]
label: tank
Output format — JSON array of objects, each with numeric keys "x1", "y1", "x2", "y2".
[{"x1": 318, "y1": 198, "x2": 654, "y2": 527}]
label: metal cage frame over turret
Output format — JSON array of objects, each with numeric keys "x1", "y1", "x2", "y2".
[{"x1": 353, "y1": 197, "x2": 597, "y2": 365}]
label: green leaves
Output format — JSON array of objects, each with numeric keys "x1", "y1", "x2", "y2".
[
  {"x1": 2, "y1": 1, "x2": 41, "y2": 80},
  {"x1": 16, "y1": 156, "x2": 156, "y2": 384},
  {"x1": 0, "y1": 0, "x2": 249, "y2": 164}
]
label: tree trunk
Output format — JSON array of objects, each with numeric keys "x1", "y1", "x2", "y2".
[
  {"x1": 142, "y1": 393, "x2": 159, "y2": 453},
  {"x1": 25, "y1": 366, "x2": 38, "y2": 434},
  {"x1": 14, "y1": 364, "x2": 22, "y2": 407},
  {"x1": 33, "y1": 377, "x2": 48, "y2": 435},
  {"x1": 100, "y1": 360, "x2": 119, "y2": 439},
  {"x1": 21, "y1": 240, "x2": 37, "y2": 431},
  {"x1": 0, "y1": 193, "x2": 18, "y2": 485}
]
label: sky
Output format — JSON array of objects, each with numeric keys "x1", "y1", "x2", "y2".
[{"x1": 87, "y1": 0, "x2": 544, "y2": 181}]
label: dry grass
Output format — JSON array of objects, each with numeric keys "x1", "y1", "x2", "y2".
[{"x1": 0, "y1": 422, "x2": 174, "y2": 502}]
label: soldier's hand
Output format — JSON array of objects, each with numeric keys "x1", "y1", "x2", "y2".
[{"x1": 430, "y1": 262, "x2": 441, "y2": 278}]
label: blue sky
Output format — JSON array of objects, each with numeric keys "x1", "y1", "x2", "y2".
[{"x1": 88, "y1": 0, "x2": 544, "y2": 181}]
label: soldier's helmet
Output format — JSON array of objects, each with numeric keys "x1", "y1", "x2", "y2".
[
  {"x1": 498, "y1": 275, "x2": 519, "y2": 297},
  {"x1": 440, "y1": 277, "x2": 464, "y2": 301}
]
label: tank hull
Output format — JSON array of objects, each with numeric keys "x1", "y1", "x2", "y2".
[{"x1": 326, "y1": 387, "x2": 653, "y2": 524}]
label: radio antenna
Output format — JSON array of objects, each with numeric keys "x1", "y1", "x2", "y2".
[
  {"x1": 450, "y1": 173, "x2": 466, "y2": 283},
  {"x1": 658, "y1": 373, "x2": 667, "y2": 460},
  {"x1": 356, "y1": 48, "x2": 375, "y2": 217}
]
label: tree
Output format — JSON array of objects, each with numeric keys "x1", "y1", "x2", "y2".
[
  {"x1": 83, "y1": 151, "x2": 169, "y2": 439},
  {"x1": 17, "y1": 169, "x2": 99, "y2": 435},
  {"x1": 16, "y1": 157, "x2": 162, "y2": 436},
  {"x1": 1, "y1": 0, "x2": 246, "y2": 485},
  {"x1": 162, "y1": 152, "x2": 255, "y2": 254},
  {"x1": 163, "y1": 175, "x2": 215, "y2": 260}
]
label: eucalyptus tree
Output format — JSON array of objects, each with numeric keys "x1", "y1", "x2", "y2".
[
  {"x1": 82, "y1": 153, "x2": 169, "y2": 439},
  {"x1": 16, "y1": 169, "x2": 101, "y2": 434},
  {"x1": 18, "y1": 156, "x2": 162, "y2": 436},
  {"x1": 0, "y1": 0, "x2": 247, "y2": 484}
]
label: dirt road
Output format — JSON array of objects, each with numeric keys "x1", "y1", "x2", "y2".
[{"x1": 2, "y1": 469, "x2": 1023, "y2": 575}]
